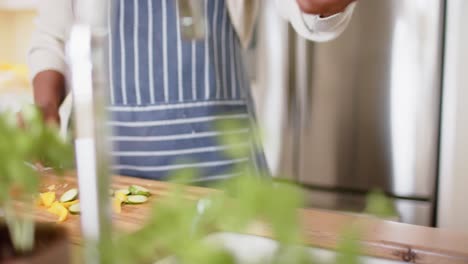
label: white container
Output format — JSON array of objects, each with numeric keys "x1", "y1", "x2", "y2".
[{"x1": 156, "y1": 233, "x2": 407, "y2": 264}]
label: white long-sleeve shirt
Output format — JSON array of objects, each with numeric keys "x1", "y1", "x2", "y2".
[{"x1": 28, "y1": 0, "x2": 356, "y2": 80}]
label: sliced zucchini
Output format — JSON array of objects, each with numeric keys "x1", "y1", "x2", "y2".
[
  {"x1": 59, "y1": 188, "x2": 78, "y2": 203},
  {"x1": 129, "y1": 185, "x2": 151, "y2": 196},
  {"x1": 115, "y1": 189, "x2": 130, "y2": 196},
  {"x1": 69, "y1": 203, "x2": 81, "y2": 215},
  {"x1": 125, "y1": 195, "x2": 148, "y2": 204}
]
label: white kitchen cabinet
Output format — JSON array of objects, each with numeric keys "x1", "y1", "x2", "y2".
[
  {"x1": 0, "y1": 2, "x2": 36, "y2": 64},
  {"x1": 0, "y1": 0, "x2": 36, "y2": 112},
  {"x1": 0, "y1": 0, "x2": 36, "y2": 11}
]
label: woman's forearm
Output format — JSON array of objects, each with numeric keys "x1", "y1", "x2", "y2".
[{"x1": 33, "y1": 70, "x2": 66, "y2": 124}]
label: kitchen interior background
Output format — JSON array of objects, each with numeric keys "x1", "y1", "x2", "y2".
[
  {"x1": 0, "y1": 0, "x2": 467, "y2": 233},
  {"x1": 0, "y1": 1, "x2": 35, "y2": 112}
]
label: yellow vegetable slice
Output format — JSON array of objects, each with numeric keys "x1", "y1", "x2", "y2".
[
  {"x1": 113, "y1": 191, "x2": 127, "y2": 214},
  {"x1": 112, "y1": 198, "x2": 122, "y2": 214},
  {"x1": 114, "y1": 189, "x2": 130, "y2": 196},
  {"x1": 115, "y1": 191, "x2": 127, "y2": 203},
  {"x1": 47, "y1": 201, "x2": 61, "y2": 215},
  {"x1": 61, "y1": 199, "x2": 79, "y2": 209},
  {"x1": 58, "y1": 208, "x2": 68, "y2": 222},
  {"x1": 40, "y1": 192, "x2": 56, "y2": 208},
  {"x1": 47, "y1": 201, "x2": 68, "y2": 222}
]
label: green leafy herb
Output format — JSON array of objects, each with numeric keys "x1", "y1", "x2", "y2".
[
  {"x1": 110, "y1": 119, "x2": 396, "y2": 264},
  {"x1": 336, "y1": 228, "x2": 361, "y2": 264},
  {"x1": 0, "y1": 106, "x2": 74, "y2": 253},
  {"x1": 365, "y1": 190, "x2": 397, "y2": 219}
]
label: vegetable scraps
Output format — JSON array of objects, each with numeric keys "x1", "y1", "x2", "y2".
[
  {"x1": 36, "y1": 188, "x2": 80, "y2": 222},
  {"x1": 112, "y1": 185, "x2": 150, "y2": 214},
  {"x1": 37, "y1": 185, "x2": 151, "y2": 221}
]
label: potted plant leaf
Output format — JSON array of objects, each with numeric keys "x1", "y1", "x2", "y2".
[
  {"x1": 108, "y1": 120, "x2": 396, "y2": 264},
  {"x1": 0, "y1": 105, "x2": 74, "y2": 263}
]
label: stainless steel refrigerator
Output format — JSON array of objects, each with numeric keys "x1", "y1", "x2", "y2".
[{"x1": 251, "y1": 0, "x2": 445, "y2": 226}]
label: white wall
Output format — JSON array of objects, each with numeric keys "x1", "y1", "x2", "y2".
[
  {"x1": 437, "y1": 0, "x2": 468, "y2": 232},
  {"x1": 0, "y1": 10, "x2": 36, "y2": 64}
]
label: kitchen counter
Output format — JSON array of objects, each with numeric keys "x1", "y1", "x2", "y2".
[{"x1": 35, "y1": 172, "x2": 468, "y2": 264}]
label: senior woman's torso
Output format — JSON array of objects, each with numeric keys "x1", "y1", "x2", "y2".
[{"x1": 106, "y1": 0, "x2": 265, "y2": 182}]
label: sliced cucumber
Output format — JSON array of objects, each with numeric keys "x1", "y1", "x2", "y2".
[
  {"x1": 115, "y1": 189, "x2": 130, "y2": 196},
  {"x1": 129, "y1": 185, "x2": 151, "y2": 196},
  {"x1": 69, "y1": 203, "x2": 80, "y2": 215},
  {"x1": 59, "y1": 188, "x2": 79, "y2": 203},
  {"x1": 125, "y1": 195, "x2": 148, "y2": 204}
]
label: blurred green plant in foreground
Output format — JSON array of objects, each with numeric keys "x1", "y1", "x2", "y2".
[
  {"x1": 0, "y1": 110, "x2": 397, "y2": 263},
  {"x1": 0, "y1": 106, "x2": 74, "y2": 253},
  {"x1": 112, "y1": 119, "x2": 397, "y2": 264}
]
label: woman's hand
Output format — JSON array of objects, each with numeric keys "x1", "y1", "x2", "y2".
[{"x1": 296, "y1": 0, "x2": 356, "y2": 17}]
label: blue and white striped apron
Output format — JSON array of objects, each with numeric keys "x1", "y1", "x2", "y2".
[{"x1": 107, "y1": 0, "x2": 266, "y2": 182}]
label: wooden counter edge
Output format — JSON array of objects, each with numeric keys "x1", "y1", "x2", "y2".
[{"x1": 39, "y1": 173, "x2": 468, "y2": 264}]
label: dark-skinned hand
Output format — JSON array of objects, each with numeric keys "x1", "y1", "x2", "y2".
[{"x1": 297, "y1": 0, "x2": 356, "y2": 17}]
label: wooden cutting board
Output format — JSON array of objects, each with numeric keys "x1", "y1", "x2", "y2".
[
  {"x1": 35, "y1": 172, "x2": 468, "y2": 264},
  {"x1": 35, "y1": 172, "x2": 214, "y2": 244}
]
